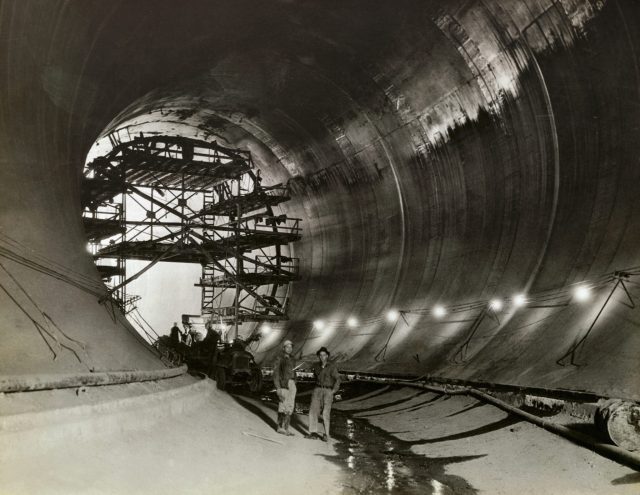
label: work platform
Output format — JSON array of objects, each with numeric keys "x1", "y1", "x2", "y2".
[
  {"x1": 208, "y1": 220, "x2": 302, "y2": 252},
  {"x1": 202, "y1": 303, "x2": 288, "y2": 322},
  {"x1": 88, "y1": 136, "x2": 252, "y2": 189},
  {"x1": 95, "y1": 264, "x2": 125, "y2": 279},
  {"x1": 83, "y1": 217, "x2": 125, "y2": 243},
  {"x1": 96, "y1": 241, "x2": 219, "y2": 263},
  {"x1": 195, "y1": 272, "x2": 299, "y2": 287},
  {"x1": 196, "y1": 256, "x2": 299, "y2": 287},
  {"x1": 196, "y1": 270, "x2": 299, "y2": 288},
  {"x1": 199, "y1": 185, "x2": 290, "y2": 217},
  {"x1": 97, "y1": 221, "x2": 301, "y2": 262},
  {"x1": 82, "y1": 178, "x2": 124, "y2": 210}
]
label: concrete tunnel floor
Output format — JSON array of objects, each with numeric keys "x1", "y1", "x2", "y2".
[{"x1": 1, "y1": 378, "x2": 638, "y2": 495}]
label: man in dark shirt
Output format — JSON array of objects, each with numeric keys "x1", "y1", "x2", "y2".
[
  {"x1": 272, "y1": 340, "x2": 297, "y2": 436},
  {"x1": 169, "y1": 322, "x2": 182, "y2": 346},
  {"x1": 201, "y1": 326, "x2": 220, "y2": 377},
  {"x1": 306, "y1": 347, "x2": 341, "y2": 441}
]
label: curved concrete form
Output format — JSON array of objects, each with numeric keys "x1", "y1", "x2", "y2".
[{"x1": 2, "y1": 0, "x2": 640, "y2": 399}]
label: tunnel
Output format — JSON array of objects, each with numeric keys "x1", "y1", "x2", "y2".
[{"x1": 2, "y1": 0, "x2": 640, "y2": 493}]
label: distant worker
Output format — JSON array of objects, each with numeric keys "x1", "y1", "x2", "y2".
[
  {"x1": 253, "y1": 169, "x2": 263, "y2": 192},
  {"x1": 184, "y1": 325, "x2": 199, "y2": 346},
  {"x1": 169, "y1": 322, "x2": 182, "y2": 346},
  {"x1": 306, "y1": 347, "x2": 341, "y2": 442},
  {"x1": 202, "y1": 324, "x2": 220, "y2": 377},
  {"x1": 272, "y1": 340, "x2": 297, "y2": 436}
]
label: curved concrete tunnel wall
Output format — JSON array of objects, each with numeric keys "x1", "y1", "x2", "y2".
[{"x1": 2, "y1": 0, "x2": 640, "y2": 399}]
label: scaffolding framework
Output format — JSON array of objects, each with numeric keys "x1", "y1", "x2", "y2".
[{"x1": 82, "y1": 133, "x2": 300, "y2": 334}]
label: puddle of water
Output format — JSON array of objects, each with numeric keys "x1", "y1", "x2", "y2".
[
  {"x1": 254, "y1": 381, "x2": 481, "y2": 494},
  {"x1": 325, "y1": 410, "x2": 479, "y2": 495}
]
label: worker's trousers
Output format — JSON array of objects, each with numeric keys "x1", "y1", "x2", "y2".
[
  {"x1": 277, "y1": 379, "x2": 297, "y2": 414},
  {"x1": 308, "y1": 387, "x2": 334, "y2": 436}
]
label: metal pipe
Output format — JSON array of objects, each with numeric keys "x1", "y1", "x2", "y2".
[
  {"x1": 345, "y1": 371, "x2": 606, "y2": 403},
  {"x1": 353, "y1": 377, "x2": 468, "y2": 396},
  {"x1": 468, "y1": 388, "x2": 640, "y2": 471},
  {"x1": 348, "y1": 376, "x2": 640, "y2": 470},
  {"x1": 0, "y1": 365, "x2": 187, "y2": 394}
]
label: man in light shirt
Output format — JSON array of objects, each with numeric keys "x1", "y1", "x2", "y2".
[
  {"x1": 306, "y1": 346, "x2": 341, "y2": 441},
  {"x1": 272, "y1": 340, "x2": 297, "y2": 435}
]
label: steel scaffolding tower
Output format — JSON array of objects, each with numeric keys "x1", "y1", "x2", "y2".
[
  {"x1": 82, "y1": 133, "x2": 300, "y2": 335},
  {"x1": 196, "y1": 176, "x2": 300, "y2": 335}
]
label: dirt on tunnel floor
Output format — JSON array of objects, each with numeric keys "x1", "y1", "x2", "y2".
[
  {"x1": 0, "y1": 380, "x2": 341, "y2": 495},
  {"x1": 1, "y1": 379, "x2": 639, "y2": 495},
  {"x1": 332, "y1": 383, "x2": 640, "y2": 494}
]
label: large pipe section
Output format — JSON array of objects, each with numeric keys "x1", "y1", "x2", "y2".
[{"x1": 0, "y1": 365, "x2": 187, "y2": 394}]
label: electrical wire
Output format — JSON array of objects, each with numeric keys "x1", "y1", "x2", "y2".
[
  {"x1": 0, "y1": 242, "x2": 105, "y2": 297},
  {"x1": 131, "y1": 308, "x2": 161, "y2": 340},
  {"x1": 0, "y1": 264, "x2": 92, "y2": 369},
  {"x1": 0, "y1": 230, "x2": 105, "y2": 290},
  {"x1": 128, "y1": 313, "x2": 156, "y2": 345}
]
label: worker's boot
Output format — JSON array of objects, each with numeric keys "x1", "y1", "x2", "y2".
[
  {"x1": 276, "y1": 413, "x2": 286, "y2": 435},
  {"x1": 284, "y1": 414, "x2": 295, "y2": 436}
]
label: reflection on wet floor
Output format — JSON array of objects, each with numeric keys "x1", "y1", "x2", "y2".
[
  {"x1": 246, "y1": 382, "x2": 480, "y2": 494},
  {"x1": 325, "y1": 410, "x2": 480, "y2": 495},
  {"x1": 234, "y1": 382, "x2": 639, "y2": 495}
]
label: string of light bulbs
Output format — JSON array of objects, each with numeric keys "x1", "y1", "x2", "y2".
[{"x1": 256, "y1": 266, "x2": 640, "y2": 336}]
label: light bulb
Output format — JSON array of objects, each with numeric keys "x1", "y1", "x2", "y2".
[
  {"x1": 574, "y1": 286, "x2": 591, "y2": 302},
  {"x1": 313, "y1": 320, "x2": 325, "y2": 330},
  {"x1": 386, "y1": 310, "x2": 399, "y2": 322},
  {"x1": 489, "y1": 299, "x2": 503, "y2": 311},
  {"x1": 347, "y1": 317, "x2": 358, "y2": 328},
  {"x1": 433, "y1": 305, "x2": 447, "y2": 318},
  {"x1": 513, "y1": 294, "x2": 526, "y2": 307}
]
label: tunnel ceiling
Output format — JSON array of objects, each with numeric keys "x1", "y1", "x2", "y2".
[{"x1": 2, "y1": 0, "x2": 640, "y2": 399}]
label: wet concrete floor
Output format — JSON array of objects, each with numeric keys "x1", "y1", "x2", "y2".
[
  {"x1": 321, "y1": 409, "x2": 478, "y2": 494},
  {"x1": 247, "y1": 381, "x2": 478, "y2": 494},
  {"x1": 239, "y1": 380, "x2": 640, "y2": 495}
]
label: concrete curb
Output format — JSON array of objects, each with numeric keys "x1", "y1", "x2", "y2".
[
  {"x1": 0, "y1": 365, "x2": 188, "y2": 393},
  {"x1": 0, "y1": 376, "x2": 214, "y2": 460}
]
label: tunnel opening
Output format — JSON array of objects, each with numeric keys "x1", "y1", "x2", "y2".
[{"x1": 80, "y1": 126, "x2": 302, "y2": 352}]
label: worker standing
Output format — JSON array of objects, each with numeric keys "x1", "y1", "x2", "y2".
[
  {"x1": 306, "y1": 347, "x2": 341, "y2": 441},
  {"x1": 169, "y1": 322, "x2": 182, "y2": 346},
  {"x1": 272, "y1": 340, "x2": 297, "y2": 436},
  {"x1": 202, "y1": 324, "x2": 220, "y2": 378}
]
